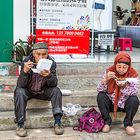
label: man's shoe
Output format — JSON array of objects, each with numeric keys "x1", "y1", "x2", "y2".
[
  {"x1": 102, "y1": 124, "x2": 111, "y2": 133},
  {"x1": 54, "y1": 123, "x2": 64, "y2": 135},
  {"x1": 125, "y1": 126, "x2": 136, "y2": 135},
  {"x1": 16, "y1": 126, "x2": 27, "y2": 137}
]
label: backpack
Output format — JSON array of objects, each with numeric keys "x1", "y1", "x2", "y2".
[{"x1": 73, "y1": 108, "x2": 105, "y2": 133}]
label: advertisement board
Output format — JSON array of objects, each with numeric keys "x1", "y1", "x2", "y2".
[
  {"x1": 36, "y1": 0, "x2": 93, "y2": 54},
  {"x1": 36, "y1": 29, "x2": 90, "y2": 54}
]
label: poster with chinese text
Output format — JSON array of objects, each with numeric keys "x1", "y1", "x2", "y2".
[{"x1": 36, "y1": 0, "x2": 93, "y2": 54}]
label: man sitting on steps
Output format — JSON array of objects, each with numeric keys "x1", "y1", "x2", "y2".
[{"x1": 14, "y1": 42, "x2": 64, "y2": 137}]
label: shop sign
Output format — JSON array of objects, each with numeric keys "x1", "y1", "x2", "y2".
[
  {"x1": 36, "y1": 29, "x2": 90, "y2": 54},
  {"x1": 98, "y1": 34, "x2": 114, "y2": 46}
]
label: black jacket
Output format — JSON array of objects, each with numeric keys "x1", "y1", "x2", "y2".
[{"x1": 16, "y1": 54, "x2": 58, "y2": 94}]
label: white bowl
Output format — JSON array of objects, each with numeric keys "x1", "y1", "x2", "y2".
[{"x1": 116, "y1": 79, "x2": 127, "y2": 85}]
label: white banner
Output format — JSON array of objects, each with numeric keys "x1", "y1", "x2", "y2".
[{"x1": 36, "y1": 0, "x2": 93, "y2": 30}]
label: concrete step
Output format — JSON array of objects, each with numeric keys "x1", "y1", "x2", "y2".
[
  {"x1": 0, "y1": 63, "x2": 17, "y2": 76},
  {"x1": 0, "y1": 75, "x2": 100, "y2": 85},
  {"x1": 0, "y1": 62, "x2": 114, "y2": 76},
  {"x1": 0, "y1": 107, "x2": 140, "y2": 131},
  {"x1": 1, "y1": 62, "x2": 140, "y2": 76},
  {"x1": 1, "y1": 89, "x2": 140, "y2": 111},
  {"x1": 0, "y1": 75, "x2": 99, "y2": 91},
  {"x1": 58, "y1": 75, "x2": 99, "y2": 90},
  {"x1": 0, "y1": 90, "x2": 97, "y2": 111},
  {"x1": 0, "y1": 61, "x2": 140, "y2": 91},
  {"x1": 1, "y1": 124, "x2": 140, "y2": 140},
  {"x1": 1, "y1": 75, "x2": 140, "y2": 91},
  {"x1": 56, "y1": 62, "x2": 140, "y2": 75}
]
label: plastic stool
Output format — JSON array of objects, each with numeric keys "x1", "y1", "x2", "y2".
[{"x1": 114, "y1": 38, "x2": 132, "y2": 51}]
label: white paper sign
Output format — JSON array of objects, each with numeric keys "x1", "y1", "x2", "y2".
[{"x1": 98, "y1": 33, "x2": 114, "y2": 46}]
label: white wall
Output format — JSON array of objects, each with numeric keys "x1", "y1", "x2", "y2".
[{"x1": 14, "y1": 0, "x2": 30, "y2": 43}]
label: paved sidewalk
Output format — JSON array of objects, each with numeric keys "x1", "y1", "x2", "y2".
[{"x1": 0, "y1": 123, "x2": 140, "y2": 140}]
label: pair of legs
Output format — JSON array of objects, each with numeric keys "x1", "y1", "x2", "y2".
[
  {"x1": 97, "y1": 91, "x2": 139, "y2": 127},
  {"x1": 14, "y1": 87, "x2": 63, "y2": 125}
]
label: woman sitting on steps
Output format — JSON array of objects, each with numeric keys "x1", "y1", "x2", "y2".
[{"x1": 97, "y1": 51, "x2": 139, "y2": 135}]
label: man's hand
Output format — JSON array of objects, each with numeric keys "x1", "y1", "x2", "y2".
[
  {"x1": 39, "y1": 69, "x2": 51, "y2": 77},
  {"x1": 23, "y1": 60, "x2": 34, "y2": 73}
]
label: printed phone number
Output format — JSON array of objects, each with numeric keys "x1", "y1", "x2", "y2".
[{"x1": 56, "y1": 31, "x2": 84, "y2": 36}]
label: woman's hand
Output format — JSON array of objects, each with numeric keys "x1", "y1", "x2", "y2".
[
  {"x1": 106, "y1": 71, "x2": 116, "y2": 80},
  {"x1": 101, "y1": 71, "x2": 116, "y2": 85}
]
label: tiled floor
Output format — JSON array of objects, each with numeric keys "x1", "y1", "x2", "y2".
[
  {"x1": 54, "y1": 47, "x2": 140, "y2": 63},
  {"x1": 94, "y1": 47, "x2": 140, "y2": 63}
]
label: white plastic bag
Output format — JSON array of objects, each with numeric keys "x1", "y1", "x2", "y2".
[{"x1": 62, "y1": 103, "x2": 82, "y2": 116}]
